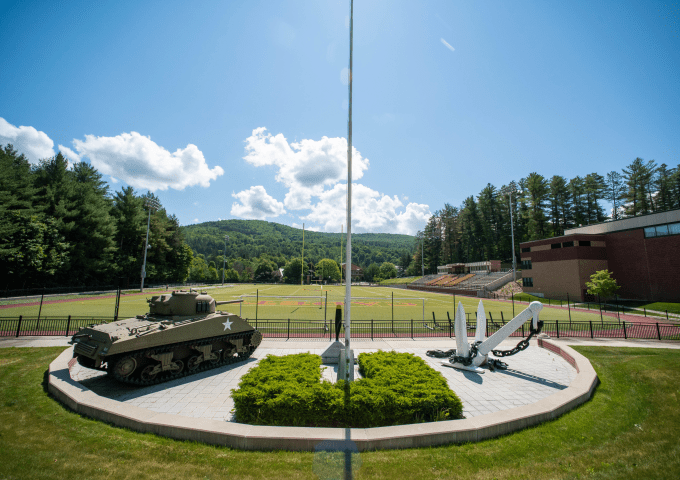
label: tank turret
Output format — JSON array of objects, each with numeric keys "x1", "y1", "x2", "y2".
[{"x1": 69, "y1": 290, "x2": 261, "y2": 385}]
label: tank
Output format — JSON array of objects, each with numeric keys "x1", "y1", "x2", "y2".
[{"x1": 69, "y1": 290, "x2": 262, "y2": 385}]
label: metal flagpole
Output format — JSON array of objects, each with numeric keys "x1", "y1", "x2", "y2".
[
  {"x1": 344, "y1": 0, "x2": 354, "y2": 382},
  {"x1": 301, "y1": 223, "x2": 305, "y2": 286}
]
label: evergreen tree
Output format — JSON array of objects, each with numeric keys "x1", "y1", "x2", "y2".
[
  {"x1": 583, "y1": 173, "x2": 606, "y2": 224},
  {"x1": 622, "y1": 157, "x2": 656, "y2": 216},
  {"x1": 568, "y1": 176, "x2": 586, "y2": 226},
  {"x1": 654, "y1": 164, "x2": 675, "y2": 212},
  {"x1": 604, "y1": 171, "x2": 625, "y2": 220},
  {"x1": 524, "y1": 172, "x2": 549, "y2": 240},
  {"x1": 548, "y1": 175, "x2": 570, "y2": 236}
]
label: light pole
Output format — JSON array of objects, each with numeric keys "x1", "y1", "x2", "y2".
[
  {"x1": 502, "y1": 186, "x2": 517, "y2": 283},
  {"x1": 421, "y1": 238, "x2": 424, "y2": 276},
  {"x1": 140, "y1": 197, "x2": 161, "y2": 292},
  {"x1": 221, "y1": 235, "x2": 229, "y2": 285}
]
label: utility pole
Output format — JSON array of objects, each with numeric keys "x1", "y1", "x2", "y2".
[
  {"x1": 221, "y1": 235, "x2": 229, "y2": 285},
  {"x1": 140, "y1": 197, "x2": 160, "y2": 292},
  {"x1": 421, "y1": 239, "x2": 424, "y2": 276},
  {"x1": 503, "y1": 186, "x2": 517, "y2": 283},
  {"x1": 340, "y1": 224, "x2": 344, "y2": 285},
  {"x1": 301, "y1": 223, "x2": 305, "y2": 286}
]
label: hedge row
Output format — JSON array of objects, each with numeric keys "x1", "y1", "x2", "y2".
[{"x1": 231, "y1": 351, "x2": 463, "y2": 428}]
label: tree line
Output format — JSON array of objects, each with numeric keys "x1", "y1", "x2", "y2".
[
  {"x1": 410, "y1": 157, "x2": 680, "y2": 276},
  {"x1": 0, "y1": 144, "x2": 193, "y2": 290}
]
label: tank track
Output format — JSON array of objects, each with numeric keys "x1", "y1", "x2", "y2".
[{"x1": 108, "y1": 330, "x2": 261, "y2": 386}]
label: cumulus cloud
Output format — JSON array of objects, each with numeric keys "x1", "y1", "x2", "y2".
[
  {"x1": 301, "y1": 183, "x2": 431, "y2": 234},
  {"x1": 71, "y1": 132, "x2": 224, "y2": 191},
  {"x1": 231, "y1": 185, "x2": 286, "y2": 220},
  {"x1": 0, "y1": 117, "x2": 55, "y2": 163},
  {"x1": 240, "y1": 127, "x2": 430, "y2": 235},
  {"x1": 58, "y1": 145, "x2": 81, "y2": 164},
  {"x1": 440, "y1": 38, "x2": 455, "y2": 52},
  {"x1": 243, "y1": 127, "x2": 368, "y2": 210}
]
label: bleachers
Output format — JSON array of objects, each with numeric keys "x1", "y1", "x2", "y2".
[{"x1": 427, "y1": 274, "x2": 457, "y2": 286}]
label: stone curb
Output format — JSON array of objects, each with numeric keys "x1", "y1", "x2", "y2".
[{"x1": 48, "y1": 340, "x2": 598, "y2": 451}]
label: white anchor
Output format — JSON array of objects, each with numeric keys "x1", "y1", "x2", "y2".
[{"x1": 442, "y1": 300, "x2": 544, "y2": 373}]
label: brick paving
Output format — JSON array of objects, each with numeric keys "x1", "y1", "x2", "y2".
[{"x1": 70, "y1": 338, "x2": 576, "y2": 421}]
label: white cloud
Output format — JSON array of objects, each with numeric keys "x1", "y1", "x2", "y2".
[
  {"x1": 243, "y1": 127, "x2": 368, "y2": 210},
  {"x1": 301, "y1": 183, "x2": 431, "y2": 234},
  {"x1": 71, "y1": 132, "x2": 224, "y2": 191},
  {"x1": 0, "y1": 117, "x2": 54, "y2": 163},
  {"x1": 440, "y1": 38, "x2": 455, "y2": 52},
  {"x1": 58, "y1": 145, "x2": 81, "y2": 164},
  {"x1": 231, "y1": 185, "x2": 286, "y2": 220}
]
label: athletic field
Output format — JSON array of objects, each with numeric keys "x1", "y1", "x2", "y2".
[{"x1": 0, "y1": 284, "x2": 610, "y2": 323}]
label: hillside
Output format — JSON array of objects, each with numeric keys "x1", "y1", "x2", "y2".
[{"x1": 182, "y1": 219, "x2": 415, "y2": 268}]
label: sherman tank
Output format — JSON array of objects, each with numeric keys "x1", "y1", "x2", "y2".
[{"x1": 69, "y1": 290, "x2": 262, "y2": 385}]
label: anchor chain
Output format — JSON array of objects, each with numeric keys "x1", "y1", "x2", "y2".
[{"x1": 426, "y1": 320, "x2": 544, "y2": 369}]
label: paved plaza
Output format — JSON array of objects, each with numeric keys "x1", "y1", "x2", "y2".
[{"x1": 69, "y1": 338, "x2": 577, "y2": 421}]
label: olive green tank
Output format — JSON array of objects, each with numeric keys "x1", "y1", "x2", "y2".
[{"x1": 69, "y1": 290, "x2": 261, "y2": 385}]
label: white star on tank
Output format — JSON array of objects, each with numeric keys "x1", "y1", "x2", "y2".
[{"x1": 222, "y1": 319, "x2": 233, "y2": 331}]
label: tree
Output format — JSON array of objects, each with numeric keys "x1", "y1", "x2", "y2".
[
  {"x1": 548, "y1": 175, "x2": 570, "y2": 236},
  {"x1": 604, "y1": 171, "x2": 625, "y2": 220},
  {"x1": 282, "y1": 258, "x2": 308, "y2": 284},
  {"x1": 363, "y1": 263, "x2": 380, "y2": 282},
  {"x1": 655, "y1": 164, "x2": 675, "y2": 212},
  {"x1": 315, "y1": 259, "x2": 341, "y2": 283},
  {"x1": 622, "y1": 157, "x2": 656, "y2": 216},
  {"x1": 225, "y1": 268, "x2": 239, "y2": 283},
  {"x1": 524, "y1": 172, "x2": 549, "y2": 240},
  {"x1": 254, "y1": 258, "x2": 278, "y2": 282},
  {"x1": 585, "y1": 270, "x2": 620, "y2": 300},
  {"x1": 379, "y1": 262, "x2": 398, "y2": 280},
  {"x1": 583, "y1": 173, "x2": 606, "y2": 224}
]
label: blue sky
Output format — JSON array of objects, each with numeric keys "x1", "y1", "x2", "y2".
[{"x1": 1, "y1": 0, "x2": 679, "y2": 235}]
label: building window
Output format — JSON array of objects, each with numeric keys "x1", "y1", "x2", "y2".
[
  {"x1": 644, "y1": 222, "x2": 680, "y2": 238},
  {"x1": 521, "y1": 259, "x2": 532, "y2": 270},
  {"x1": 551, "y1": 243, "x2": 562, "y2": 249},
  {"x1": 579, "y1": 240, "x2": 591, "y2": 246},
  {"x1": 522, "y1": 277, "x2": 533, "y2": 287},
  {"x1": 521, "y1": 247, "x2": 530, "y2": 253},
  {"x1": 563, "y1": 241, "x2": 574, "y2": 247}
]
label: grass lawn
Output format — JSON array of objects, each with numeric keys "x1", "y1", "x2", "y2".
[
  {"x1": 1, "y1": 346, "x2": 679, "y2": 479},
  {"x1": 0, "y1": 284, "x2": 610, "y2": 324}
]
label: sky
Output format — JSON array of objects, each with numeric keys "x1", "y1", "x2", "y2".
[{"x1": 1, "y1": 0, "x2": 679, "y2": 235}]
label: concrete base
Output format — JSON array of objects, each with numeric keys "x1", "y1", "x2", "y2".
[
  {"x1": 48, "y1": 339, "x2": 599, "y2": 451},
  {"x1": 320, "y1": 341, "x2": 345, "y2": 364},
  {"x1": 441, "y1": 361, "x2": 485, "y2": 374},
  {"x1": 337, "y1": 349, "x2": 355, "y2": 381}
]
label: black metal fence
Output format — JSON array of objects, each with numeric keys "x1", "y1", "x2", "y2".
[{"x1": 2, "y1": 316, "x2": 678, "y2": 341}]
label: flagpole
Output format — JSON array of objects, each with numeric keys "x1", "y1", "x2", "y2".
[{"x1": 344, "y1": 0, "x2": 354, "y2": 382}]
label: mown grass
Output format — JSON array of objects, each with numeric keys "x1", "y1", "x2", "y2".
[
  {"x1": 378, "y1": 277, "x2": 422, "y2": 285},
  {"x1": 0, "y1": 284, "x2": 609, "y2": 324},
  {"x1": 1, "y1": 346, "x2": 679, "y2": 479}
]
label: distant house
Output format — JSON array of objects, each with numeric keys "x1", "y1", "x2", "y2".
[{"x1": 340, "y1": 263, "x2": 364, "y2": 281}]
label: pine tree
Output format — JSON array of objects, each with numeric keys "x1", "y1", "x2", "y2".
[{"x1": 604, "y1": 171, "x2": 625, "y2": 220}]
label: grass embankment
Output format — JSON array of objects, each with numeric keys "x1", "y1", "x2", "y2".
[
  {"x1": 1, "y1": 346, "x2": 679, "y2": 479},
  {"x1": 0, "y1": 285, "x2": 609, "y2": 324}
]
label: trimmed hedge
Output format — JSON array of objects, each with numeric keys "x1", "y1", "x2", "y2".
[{"x1": 231, "y1": 351, "x2": 463, "y2": 427}]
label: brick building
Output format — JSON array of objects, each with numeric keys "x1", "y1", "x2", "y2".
[{"x1": 519, "y1": 209, "x2": 680, "y2": 302}]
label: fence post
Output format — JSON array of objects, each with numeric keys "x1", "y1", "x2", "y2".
[
  {"x1": 644, "y1": 307, "x2": 646, "y2": 317},
  {"x1": 666, "y1": 310, "x2": 669, "y2": 321},
  {"x1": 256, "y1": 289, "x2": 259, "y2": 320},
  {"x1": 567, "y1": 293, "x2": 572, "y2": 321},
  {"x1": 411, "y1": 318, "x2": 414, "y2": 339},
  {"x1": 512, "y1": 292, "x2": 515, "y2": 317},
  {"x1": 556, "y1": 320, "x2": 559, "y2": 338},
  {"x1": 656, "y1": 323, "x2": 661, "y2": 341},
  {"x1": 65, "y1": 315, "x2": 72, "y2": 336},
  {"x1": 501, "y1": 311, "x2": 504, "y2": 321},
  {"x1": 589, "y1": 320, "x2": 593, "y2": 339},
  {"x1": 287, "y1": 318, "x2": 290, "y2": 340},
  {"x1": 371, "y1": 319, "x2": 374, "y2": 340},
  {"x1": 391, "y1": 292, "x2": 394, "y2": 322},
  {"x1": 16, "y1": 315, "x2": 23, "y2": 338},
  {"x1": 36, "y1": 287, "x2": 45, "y2": 330},
  {"x1": 622, "y1": 321, "x2": 627, "y2": 339},
  {"x1": 325, "y1": 291, "x2": 328, "y2": 321}
]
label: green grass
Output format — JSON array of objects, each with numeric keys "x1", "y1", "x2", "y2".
[
  {"x1": 378, "y1": 276, "x2": 422, "y2": 285},
  {"x1": 1, "y1": 346, "x2": 679, "y2": 479},
  {"x1": 0, "y1": 284, "x2": 611, "y2": 324}
]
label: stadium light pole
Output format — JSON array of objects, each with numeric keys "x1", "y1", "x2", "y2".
[
  {"x1": 140, "y1": 197, "x2": 161, "y2": 292},
  {"x1": 344, "y1": 0, "x2": 354, "y2": 382},
  {"x1": 421, "y1": 238, "x2": 424, "y2": 276},
  {"x1": 301, "y1": 223, "x2": 305, "y2": 286},
  {"x1": 221, "y1": 235, "x2": 229, "y2": 285},
  {"x1": 502, "y1": 186, "x2": 517, "y2": 283}
]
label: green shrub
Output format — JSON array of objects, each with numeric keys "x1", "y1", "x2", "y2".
[{"x1": 231, "y1": 351, "x2": 463, "y2": 427}]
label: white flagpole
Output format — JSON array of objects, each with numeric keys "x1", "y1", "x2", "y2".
[{"x1": 344, "y1": 0, "x2": 354, "y2": 382}]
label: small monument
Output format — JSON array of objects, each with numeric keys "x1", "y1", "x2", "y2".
[
  {"x1": 431, "y1": 300, "x2": 544, "y2": 373},
  {"x1": 321, "y1": 306, "x2": 356, "y2": 377}
]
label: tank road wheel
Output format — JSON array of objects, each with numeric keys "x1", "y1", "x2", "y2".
[
  {"x1": 172, "y1": 359, "x2": 184, "y2": 375},
  {"x1": 209, "y1": 350, "x2": 222, "y2": 365},
  {"x1": 140, "y1": 365, "x2": 158, "y2": 382},
  {"x1": 187, "y1": 355, "x2": 202, "y2": 371},
  {"x1": 113, "y1": 356, "x2": 137, "y2": 378}
]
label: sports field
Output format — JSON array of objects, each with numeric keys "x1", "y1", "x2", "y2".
[{"x1": 0, "y1": 284, "x2": 611, "y2": 323}]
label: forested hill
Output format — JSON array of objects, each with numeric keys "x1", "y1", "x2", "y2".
[{"x1": 182, "y1": 219, "x2": 416, "y2": 268}]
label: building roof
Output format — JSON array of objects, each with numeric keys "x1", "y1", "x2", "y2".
[{"x1": 564, "y1": 208, "x2": 680, "y2": 235}]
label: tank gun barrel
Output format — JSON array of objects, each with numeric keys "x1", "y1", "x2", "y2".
[{"x1": 215, "y1": 299, "x2": 244, "y2": 306}]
